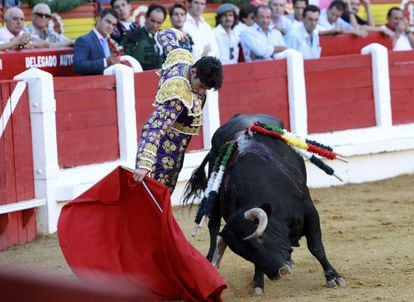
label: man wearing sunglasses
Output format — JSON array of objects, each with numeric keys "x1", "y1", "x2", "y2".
[{"x1": 24, "y1": 3, "x2": 73, "y2": 48}]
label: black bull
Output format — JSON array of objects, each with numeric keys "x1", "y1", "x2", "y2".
[{"x1": 183, "y1": 114, "x2": 345, "y2": 293}]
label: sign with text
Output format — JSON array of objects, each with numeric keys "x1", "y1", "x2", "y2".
[{"x1": 0, "y1": 48, "x2": 76, "y2": 80}]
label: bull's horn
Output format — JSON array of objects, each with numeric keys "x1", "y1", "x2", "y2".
[{"x1": 243, "y1": 208, "x2": 268, "y2": 240}]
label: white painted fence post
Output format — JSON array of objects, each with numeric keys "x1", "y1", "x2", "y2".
[
  {"x1": 104, "y1": 64, "x2": 137, "y2": 167},
  {"x1": 14, "y1": 68, "x2": 59, "y2": 234},
  {"x1": 203, "y1": 89, "x2": 220, "y2": 149},
  {"x1": 361, "y1": 43, "x2": 392, "y2": 128},
  {"x1": 275, "y1": 49, "x2": 308, "y2": 136}
]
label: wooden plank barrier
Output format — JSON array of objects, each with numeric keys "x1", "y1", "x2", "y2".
[
  {"x1": 305, "y1": 54, "x2": 376, "y2": 133},
  {"x1": 219, "y1": 60, "x2": 290, "y2": 129},
  {"x1": 54, "y1": 75, "x2": 119, "y2": 168},
  {"x1": 320, "y1": 32, "x2": 393, "y2": 57},
  {"x1": 0, "y1": 48, "x2": 76, "y2": 81},
  {"x1": 0, "y1": 80, "x2": 37, "y2": 251},
  {"x1": 388, "y1": 50, "x2": 414, "y2": 125}
]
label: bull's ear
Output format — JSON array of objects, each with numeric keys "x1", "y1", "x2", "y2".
[{"x1": 260, "y1": 203, "x2": 272, "y2": 218}]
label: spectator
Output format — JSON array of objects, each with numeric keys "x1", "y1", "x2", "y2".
[
  {"x1": 49, "y1": 13, "x2": 64, "y2": 35},
  {"x1": 131, "y1": 5, "x2": 147, "y2": 27},
  {"x1": 287, "y1": 0, "x2": 308, "y2": 27},
  {"x1": 341, "y1": 0, "x2": 374, "y2": 27},
  {"x1": 0, "y1": 7, "x2": 47, "y2": 50},
  {"x1": 234, "y1": 3, "x2": 256, "y2": 35},
  {"x1": 73, "y1": 8, "x2": 121, "y2": 75},
  {"x1": 381, "y1": 7, "x2": 414, "y2": 51},
  {"x1": 183, "y1": 0, "x2": 218, "y2": 60},
  {"x1": 234, "y1": 3, "x2": 256, "y2": 63},
  {"x1": 240, "y1": 5, "x2": 287, "y2": 62},
  {"x1": 110, "y1": 0, "x2": 137, "y2": 43},
  {"x1": 24, "y1": 3, "x2": 73, "y2": 48},
  {"x1": 268, "y1": 0, "x2": 293, "y2": 35},
  {"x1": 121, "y1": 3, "x2": 166, "y2": 71},
  {"x1": 0, "y1": 7, "x2": 31, "y2": 50},
  {"x1": 214, "y1": 3, "x2": 239, "y2": 64},
  {"x1": 169, "y1": 3, "x2": 194, "y2": 53},
  {"x1": 285, "y1": 5, "x2": 321, "y2": 59},
  {"x1": 342, "y1": 0, "x2": 394, "y2": 36},
  {"x1": 318, "y1": 0, "x2": 367, "y2": 37}
]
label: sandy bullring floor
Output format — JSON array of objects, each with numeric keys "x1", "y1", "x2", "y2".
[{"x1": 1, "y1": 174, "x2": 413, "y2": 301}]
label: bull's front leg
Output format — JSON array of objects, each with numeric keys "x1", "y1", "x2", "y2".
[
  {"x1": 211, "y1": 236, "x2": 227, "y2": 268},
  {"x1": 304, "y1": 197, "x2": 346, "y2": 288},
  {"x1": 207, "y1": 219, "x2": 220, "y2": 261},
  {"x1": 252, "y1": 265, "x2": 265, "y2": 295},
  {"x1": 306, "y1": 233, "x2": 346, "y2": 288},
  {"x1": 206, "y1": 202, "x2": 222, "y2": 261}
]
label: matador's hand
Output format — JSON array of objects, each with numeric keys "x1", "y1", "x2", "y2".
[{"x1": 133, "y1": 168, "x2": 149, "y2": 183}]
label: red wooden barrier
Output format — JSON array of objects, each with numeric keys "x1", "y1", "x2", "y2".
[
  {"x1": 54, "y1": 75, "x2": 119, "y2": 168},
  {"x1": 0, "y1": 80, "x2": 36, "y2": 251},
  {"x1": 219, "y1": 60, "x2": 290, "y2": 129},
  {"x1": 305, "y1": 54, "x2": 376, "y2": 133},
  {"x1": 388, "y1": 50, "x2": 414, "y2": 125},
  {"x1": 0, "y1": 48, "x2": 75, "y2": 80},
  {"x1": 320, "y1": 32, "x2": 393, "y2": 57}
]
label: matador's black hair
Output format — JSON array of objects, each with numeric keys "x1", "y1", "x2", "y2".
[{"x1": 193, "y1": 56, "x2": 223, "y2": 90}]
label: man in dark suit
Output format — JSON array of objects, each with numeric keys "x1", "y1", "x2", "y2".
[
  {"x1": 121, "y1": 4, "x2": 167, "y2": 71},
  {"x1": 110, "y1": 0, "x2": 137, "y2": 43},
  {"x1": 73, "y1": 8, "x2": 121, "y2": 75}
]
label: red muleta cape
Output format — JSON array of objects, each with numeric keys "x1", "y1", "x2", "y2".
[{"x1": 57, "y1": 166, "x2": 226, "y2": 301}]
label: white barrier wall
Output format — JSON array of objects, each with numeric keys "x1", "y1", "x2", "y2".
[{"x1": 14, "y1": 44, "x2": 414, "y2": 234}]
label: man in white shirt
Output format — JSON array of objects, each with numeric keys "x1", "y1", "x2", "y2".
[
  {"x1": 0, "y1": 7, "x2": 45, "y2": 50},
  {"x1": 318, "y1": 0, "x2": 351, "y2": 31},
  {"x1": 183, "y1": 0, "x2": 218, "y2": 60},
  {"x1": 318, "y1": 0, "x2": 366, "y2": 37},
  {"x1": 0, "y1": 7, "x2": 29, "y2": 50},
  {"x1": 287, "y1": 0, "x2": 308, "y2": 27},
  {"x1": 169, "y1": 3, "x2": 194, "y2": 53},
  {"x1": 240, "y1": 5, "x2": 287, "y2": 62},
  {"x1": 381, "y1": 7, "x2": 414, "y2": 51},
  {"x1": 214, "y1": 3, "x2": 239, "y2": 64},
  {"x1": 285, "y1": 5, "x2": 321, "y2": 59},
  {"x1": 268, "y1": 0, "x2": 293, "y2": 35},
  {"x1": 234, "y1": 3, "x2": 256, "y2": 36}
]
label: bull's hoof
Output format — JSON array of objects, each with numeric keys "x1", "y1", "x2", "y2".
[
  {"x1": 326, "y1": 277, "x2": 347, "y2": 288},
  {"x1": 253, "y1": 287, "x2": 264, "y2": 296}
]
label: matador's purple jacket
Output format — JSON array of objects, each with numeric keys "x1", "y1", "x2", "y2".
[{"x1": 135, "y1": 29, "x2": 205, "y2": 192}]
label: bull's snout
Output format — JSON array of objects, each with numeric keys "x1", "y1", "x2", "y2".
[{"x1": 268, "y1": 263, "x2": 293, "y2": 280}]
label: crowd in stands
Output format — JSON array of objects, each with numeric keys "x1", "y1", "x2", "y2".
[
  {"x1": 0, "y1": 3, "x2": 73, "y2": 51},
  {"x1": 1, "y1": 0, "x2": 414, "y2": 74}
]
